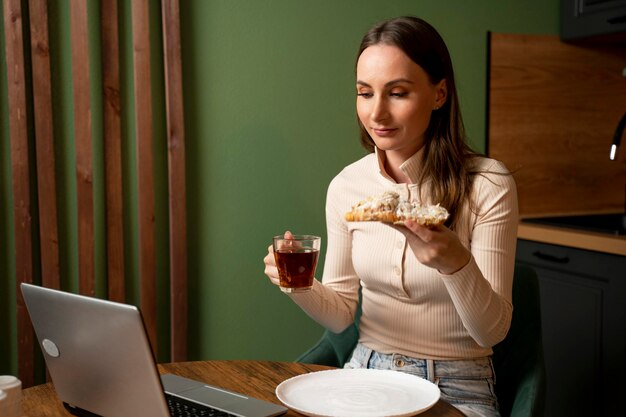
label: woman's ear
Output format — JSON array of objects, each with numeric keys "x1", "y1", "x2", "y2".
[{"x1": 433, "y1": 79, "x2": 447, "y2": 110}]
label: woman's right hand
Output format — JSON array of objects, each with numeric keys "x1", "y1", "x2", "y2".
[{"x1": 263, "y1": 231, "x2": 293, "y2": 286}]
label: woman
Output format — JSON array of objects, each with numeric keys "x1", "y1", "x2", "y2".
[{"x1": 263, "y1": 16, "x2": 518, "y2": 417}]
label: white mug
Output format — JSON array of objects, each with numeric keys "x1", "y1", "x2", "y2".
[
  {"x1": 0, "y1": 376, "x2": 21, "y2": 417},
  {"x1": 0, "y1": 389, "x2": 7, "y2": 416}
]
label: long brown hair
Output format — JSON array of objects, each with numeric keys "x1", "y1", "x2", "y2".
[{"x1": 356, "y1": 16, "x2": 477, "y2": 228}]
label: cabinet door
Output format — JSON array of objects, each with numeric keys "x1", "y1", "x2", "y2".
[
  {"x1": 516, "y1": 239, "x2": 626, "y2": 417},
  {"x1": 561, "y1": 0, "x2": 626, "y2": 41},
  {"x1": 537, "y1": 266, "x2": 604, "y2": 415}
]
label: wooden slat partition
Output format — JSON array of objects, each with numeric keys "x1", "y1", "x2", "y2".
[
  {"x1": 132, "y1": 0, "x2": 158, "y2": 355},
  {"x1": 101, "y1": 0, "x2": 125, "y2": 303},
  {"x1": 5, "y1": 0, "x2": 189, "y2": 382},
  {"x1": 162, "y1": 0, "x2": 188, "y2": 361},
  {"x1": 3, "y1": 0, "x2": 35, "y2": 388},
  {"x1": 28, "y1": 0, "x2": 60, "y2": 292},
  {"x1": 69, "y1": 0, "x2": 95, "y2": 296}
]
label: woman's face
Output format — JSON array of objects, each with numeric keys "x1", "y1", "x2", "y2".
[{"x1": 356, "y1": 44, "x2": 446, "y2": 160}]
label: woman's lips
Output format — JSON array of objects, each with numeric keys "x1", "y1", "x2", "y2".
[{"x1": 372, "y1": 127, "x2": 398, "y2": 137}]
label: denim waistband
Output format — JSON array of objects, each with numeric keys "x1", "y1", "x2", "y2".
[{"x1": 345, "y1": 343, "x2": 495, "y2": 383}]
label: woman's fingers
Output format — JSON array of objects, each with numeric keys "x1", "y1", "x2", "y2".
[
  {"x1": 264, "y1": 243, "x2": 281, "y2": 286},
  {"x1": 392, "y1": 220, "x2": 470, "y2": 274}
]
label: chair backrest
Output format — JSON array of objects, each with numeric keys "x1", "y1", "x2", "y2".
[
  {"x1": 492, "y1": 264, "x2": 546, "y2": 417},
  {"x1": 297, "y1": 263, "x2": 546, "y2": 417},
  {"x1": 297, "y1": 290, "x2": 361, "y2": 368}
]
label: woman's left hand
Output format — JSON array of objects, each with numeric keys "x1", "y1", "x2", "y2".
[{"x1": 395, "y1": 220, "x2": 471, "y2": 275}]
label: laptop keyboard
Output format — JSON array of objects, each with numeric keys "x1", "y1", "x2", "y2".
[{"x1": 166, "y1": 393, "x2": 238, "y2": 417}]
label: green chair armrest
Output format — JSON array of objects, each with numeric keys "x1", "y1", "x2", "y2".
[{"x1": 296, "y1": 323, "x2": 359, "y2": 368}]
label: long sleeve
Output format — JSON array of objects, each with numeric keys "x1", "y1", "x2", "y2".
[{"x1": 440, "y1": 160, "x2": 518, "y2": 347}]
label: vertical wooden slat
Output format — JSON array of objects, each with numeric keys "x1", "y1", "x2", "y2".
[
  {"x1": 28, "y1": 0, "x2": 60, "y2": 291},
  {"x1": 132, "y1": 0, "x2": 158, "y2": 355},
  {"x1": 162, "y1": 0, "x2": 187, "y2": 361},
  {"x1": 101, "y1": 0, "x2": 125, "y2": 303},
  {"x1": 3, "y1": 0, "x2": 34, "y2": 388},
  {"x1": 69, "y1": 0, "x2": 95, "y2": 297}
]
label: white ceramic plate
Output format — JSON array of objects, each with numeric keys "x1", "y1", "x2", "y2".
[{"x1": 275, "y1": 369, "x2": 440, "y2": 417}]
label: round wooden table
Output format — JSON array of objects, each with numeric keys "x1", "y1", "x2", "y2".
[{"x1": 22, "y1": 360, "x2": 465, "y2": 416}]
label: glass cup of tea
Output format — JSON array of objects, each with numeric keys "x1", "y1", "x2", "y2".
[{"x1": 272, "y1": 235, "x2": 321, "y2": 293}]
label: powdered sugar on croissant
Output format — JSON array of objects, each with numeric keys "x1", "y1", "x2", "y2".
[{"x1": 345, "y1": 191, "x2": 449, "y2": 226}]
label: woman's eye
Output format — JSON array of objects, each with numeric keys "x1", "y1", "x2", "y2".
[
  {"x1": 390, "y1": 92, "x2": 408, "y2": 98},
  {"x1": 357, "y1": 92, "x2": 373, "y2": 98}
]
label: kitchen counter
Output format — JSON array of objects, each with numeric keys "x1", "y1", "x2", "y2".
[{"x1": 518, "y1": 222, "x2": 626, "y2": 256}]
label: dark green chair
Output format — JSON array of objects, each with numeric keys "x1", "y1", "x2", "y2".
[{"x1": 297, "y1": 264, "x2": 546, "y2": 417}]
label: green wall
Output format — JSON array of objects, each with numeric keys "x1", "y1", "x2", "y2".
[{"x1": 0, "y1": 0, "x2": 559, "y2": 378}]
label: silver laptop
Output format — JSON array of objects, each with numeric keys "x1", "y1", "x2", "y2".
[{"x1": 21, "y1": 283, "x2": 287, "y2": 417}]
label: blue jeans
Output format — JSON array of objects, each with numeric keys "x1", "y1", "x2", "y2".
[{"x1": 344, "y1": 343, "x2": 500, "y2": 417}]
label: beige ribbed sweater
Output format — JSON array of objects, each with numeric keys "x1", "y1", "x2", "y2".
[{"x1": 290, "y1": 148, "x2": 519, "y2": 360}]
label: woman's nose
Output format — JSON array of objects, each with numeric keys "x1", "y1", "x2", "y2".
[{"x1": 370, "y1": 97, "x2": 389, "y2": 122}]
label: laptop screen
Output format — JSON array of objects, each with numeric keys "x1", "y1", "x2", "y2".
[{"x1": 21, "y1": 283, "x2": 171, "y2": 416}]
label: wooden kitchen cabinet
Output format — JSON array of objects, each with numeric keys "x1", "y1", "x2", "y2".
[{"x1": 516, "y1": 239, "x2": 626, "y2": 416}]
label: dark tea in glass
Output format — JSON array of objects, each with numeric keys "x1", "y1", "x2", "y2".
[{"x1": 273, "y1": 235, "x2": 321, "y2": 293}]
